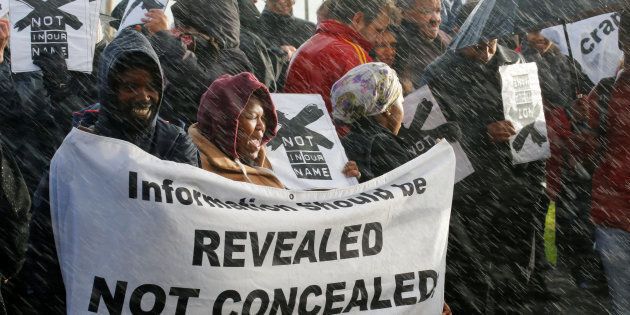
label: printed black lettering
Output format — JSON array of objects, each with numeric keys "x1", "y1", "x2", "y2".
[
  {"x1": 175, "y1": 187, "x2": 193, "y2": 205},
  {"x1": 298, "y1": 285, "x2": 322, "y2": 314},
  {"x1": 128, "y1": 171, "x2": 137, "y2": 199},
  {"x1": 213, "y1": 290, "x2": 241, "y2": 315},
  {"x1": 162, "y1": 179, "x2": 174, "y2": 203},
  {"x1": 243, "y1": 289, "x2": 270, "y2": 315},
  {"x1": 394, "y1": 272, "x2": 417, "y2": 306},
  {"x1": 319, "y1": 228, "x2": 338, "y2": 261},
  {"x1": 362, "y1": 222, "x2": 383, "y2": 256},
  {"x1": 273, "y1": 231, "x2": 297, "y2": 266},
  {"x1": 293, "y1": 230, "x2": 317, "y2": 264},
  {"x1": 370, "y1": 277, "x2": 392, "y2": 309},
  {"x1": 250, "y1": 232, "x2": 275, "y2": 266},
  {"x1": 339, "y1": 225, "x2": 361, "y2": 259},
  {"x1": 88, "y1": 276, "x2": 126, "y2": 314},
  {"x1": 169, "y1": 287, "x2": 200, "y2": 315},
  {"x1": 269, "y1": 287, "x2": 298, "y2": 315},
  {"x1": 342, "y1": 279, "x2": 369, "y2": 312},
  {"x1": 224, "y1": 231, "x2": 247, "y2": 267},
  {"x1": 418, "y1": 270, "x2": 439, "y2": 302},
  {"x1": 142, "y1": 181, "x2": 161, "y2": 202},
  {"x1": 192, "y1": 230, "x2": 220, "y2": 266},
  {"x1": 129, "y1": 284, "x2": 166, "y2": 314}
]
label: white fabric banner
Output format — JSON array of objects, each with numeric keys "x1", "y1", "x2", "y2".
[
  {"x1": 116, "y1": 0, "x2": 170, "y2": 34},
  {"x1": 542, "y1": 12, "x2": 623, "y2": 84},
  {"x1": 51, "y1": 128, "x2": 455, "y2": 314},
  {"x1": 500, "y1": 62, "x2": 551, "y2": 164},
  {"x1": 266, "y1": 93, "x2": 358, "y2": 190},
  {"x1": 0, "y1": 0, "x2": 8, "y2": 17},
  {"x1": 402, "y1": 86, "x2": 474, "y2": 182},
  {"x1": 9, "y1": 0, "x2": 96, "y2": 72}
]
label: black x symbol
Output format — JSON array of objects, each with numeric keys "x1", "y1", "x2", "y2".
[
  {"x1": 268, "y1": 104, "x2": 334, "y2": 151},
  {"x1": 512, "y1": 123, "x2": 547, "y2": 153},
  {"x1": 14, "y1": 0, "x2": 83, "y2": 31}
]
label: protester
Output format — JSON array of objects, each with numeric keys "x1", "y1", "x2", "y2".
[
  {"x1": 579, "y1": 11, "x2": 630, "y2": 314},
  {"x1": 394, "y1": 0, "x2": 451, "y2": 95},
  {"x1": 238, "y1": 0, "x2": 278, "y2": 91},
  {"x1": 189, "y1": 72, "x2": 360, "y2": 188},
  {"x1": 332, "y1": 62, "x2": 413, "y2": 182},
  {"x1": 370, "y1": 28, "x2": 398, "y2": 66},
  {"x1": 0, "y1": 140, "x2": 31, "y2": 315},
  {"x1": 284, "y1": 0, "x2": 400, "y2": 113},
  {"x1": 522, "y1": 30, "x2": 598, "y2": 288},
  {"x1": 257, "y1": 0, "x2": 316, "y2": 91},
  {"x1": 158, "y1": 0, "x2": 253, "y2": 126},
  {"x1": 316, "y1": 0, "x2": 334, "y2": 25},
  {"x1": 421, "y1": 38, "x2": 546, "y2": 313},
  {"x1": 25, "y1": 29, "x2": 199, "y2": 314}
]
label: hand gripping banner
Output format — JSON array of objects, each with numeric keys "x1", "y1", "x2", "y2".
[{"x1": 50, "y1": 128, "x2": 455, "y2": 314}]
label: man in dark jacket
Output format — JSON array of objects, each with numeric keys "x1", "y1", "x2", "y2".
[
  {"x1": 157, "y1": 0, "x2": 252, "y2": 126},
  {"x1": 394, "y1": 0, "x2": 451, "y2": 94},
  {"x1": 0, "y1": 141, "x2": 31, "y2": 315},
  {"x1": 257, "y1": 0, "x2": 316, "y2": 90},
  {"x1": 421, "y1": 40, "x2": 546, "y2": 314},
  {"x1": 25, "y1": 29, "x2": 198, "y2": 314},
  {"x1": 238, "y1": 0, "x2": 278, "y2": 91}
]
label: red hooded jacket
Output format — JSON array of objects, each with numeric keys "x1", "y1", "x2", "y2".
[
  {"x1": 587, "y1": 70, "x2": 630, "y2": 232},
  {"x1": 284, "y1": 20, "x2": 372, "y2": 113}
]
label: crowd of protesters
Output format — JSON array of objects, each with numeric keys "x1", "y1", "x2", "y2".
[{"x1": 0, "y1": 0, "x2": 628, "y2": 314}]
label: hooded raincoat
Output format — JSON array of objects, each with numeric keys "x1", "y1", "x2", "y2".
[
  {"x1": 190, "y1": 73, "x2": 283, "y2": 188},
  {"x1": 24, "y1": 30, "x2": 198, "y2": 314}
]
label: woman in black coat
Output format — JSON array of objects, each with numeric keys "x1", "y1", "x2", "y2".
[{"x1": 332, "y1": 62, "x2": 414, "y2": 182}]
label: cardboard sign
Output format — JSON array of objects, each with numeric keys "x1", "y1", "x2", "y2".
[
  {"x1": 500, "y1": 62, "x2": 551, "y2": 164},
  {"x1": 51, "y1": 128, "x2": 455, "y2": 314},
  {"x1": 9, "y1": 0, "x2": 97, "y2": 72},
  {"x1": 266, "y1": 94, "x2": 358, "y2": 190},
  {"x1": 116, "y1": 0, "x2": 168, "y2": 32},
  {"x1": 542, "y1": 12, "x2": 623, "y2": 84},
  {"x1": 401, "y1": 86, "x2": 474, "y2": 182}
]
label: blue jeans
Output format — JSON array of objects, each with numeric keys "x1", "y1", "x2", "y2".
[{"x1": 595, "y1": 226, "x2": 630, "y2": 315}]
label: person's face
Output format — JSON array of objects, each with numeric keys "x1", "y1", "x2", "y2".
[
  {"x1": 114, "y1": 68, "x2": 159, "y2": 126},
  {"x1": 458, "y1": 39, "x2": 498, "y2": 64},
  {"x1": 267, "y1": 0, "x2": 294, "y2": 16},
  {"x1": 352, "y1": 10, "x2": 391, "y2": 46},
  {"x1": 526, "y1": 33, "x2": 552, "y2": 54},
  {"x1": 373, "y1": 32, "x2": 397, "y2": 66},
  {"x1": 405, "y1": 0, "x2": 442, "y2": 40},
  {"x1": 236, "y1": 95, "x2": 267, "y2": 161}
]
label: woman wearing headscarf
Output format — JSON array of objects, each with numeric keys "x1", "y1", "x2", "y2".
[
  {"x1": 332, "y1": 62, "x2": 414, "y2": 183},
  {"x1": 189, "y1": 72, "x2": 360, "y2": 188}
]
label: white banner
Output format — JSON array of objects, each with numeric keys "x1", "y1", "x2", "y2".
[
  {"x1": 542, "y1": 12, "x2": 623, "y2": 84},
  {"x1": 116, "y1": 0, "x2": 170, "y2": 33},
  {"x1": 401, "y1": 86, "x2": 474, "y2": 182},
  {"x1": 51, "y1": 128, "x2": 455, "y2": 314},
  {"x1": 500, "y1": 63, "x2": 550, "y2": 164},
  {"x1": 1, "y1": 0, "x2": 8, "y2": 17},
  {"x1": 9, "y1": 0, "x2": 96, "y2": 72},
  {"x1": 266, "y1": 94, "x2": 358, "y2": 190}
]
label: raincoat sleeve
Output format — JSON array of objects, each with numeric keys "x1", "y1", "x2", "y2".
[
  {"x1": 0, "y1": 141, "x2": 31, "y2": 280},
  {"x1": 0, "y1": 54, "x2": 23, "y2": 123}
]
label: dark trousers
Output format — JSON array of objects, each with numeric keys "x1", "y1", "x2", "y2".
[{"x1": 446, "y1": 192, "x2": 544, "y2": 314}]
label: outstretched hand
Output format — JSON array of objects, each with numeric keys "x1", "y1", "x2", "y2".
[
  {"x1": 0, "y1": 19, "x2": 9, "y2": 63},
  {"x1": 487, "y1": 120, "x2": 516, "y2": 143},
  {"x1": 343, "y1": 160, "x2": 361, "y2": 179}
]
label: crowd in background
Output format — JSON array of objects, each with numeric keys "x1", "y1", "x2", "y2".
[{"x1": 0, "y1": 0, "x2": 629, "y2": 314}]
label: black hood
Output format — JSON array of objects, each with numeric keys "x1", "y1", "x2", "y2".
[
  {"x1": 238, "y1": 0, "x2": 260, "y2": 29},
  {"x1": 172, "y1": 0, "x2": 241, "y2": 49},
  {"x1": 96, "y1": 29, "x2": 164, "y2": 147}
]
